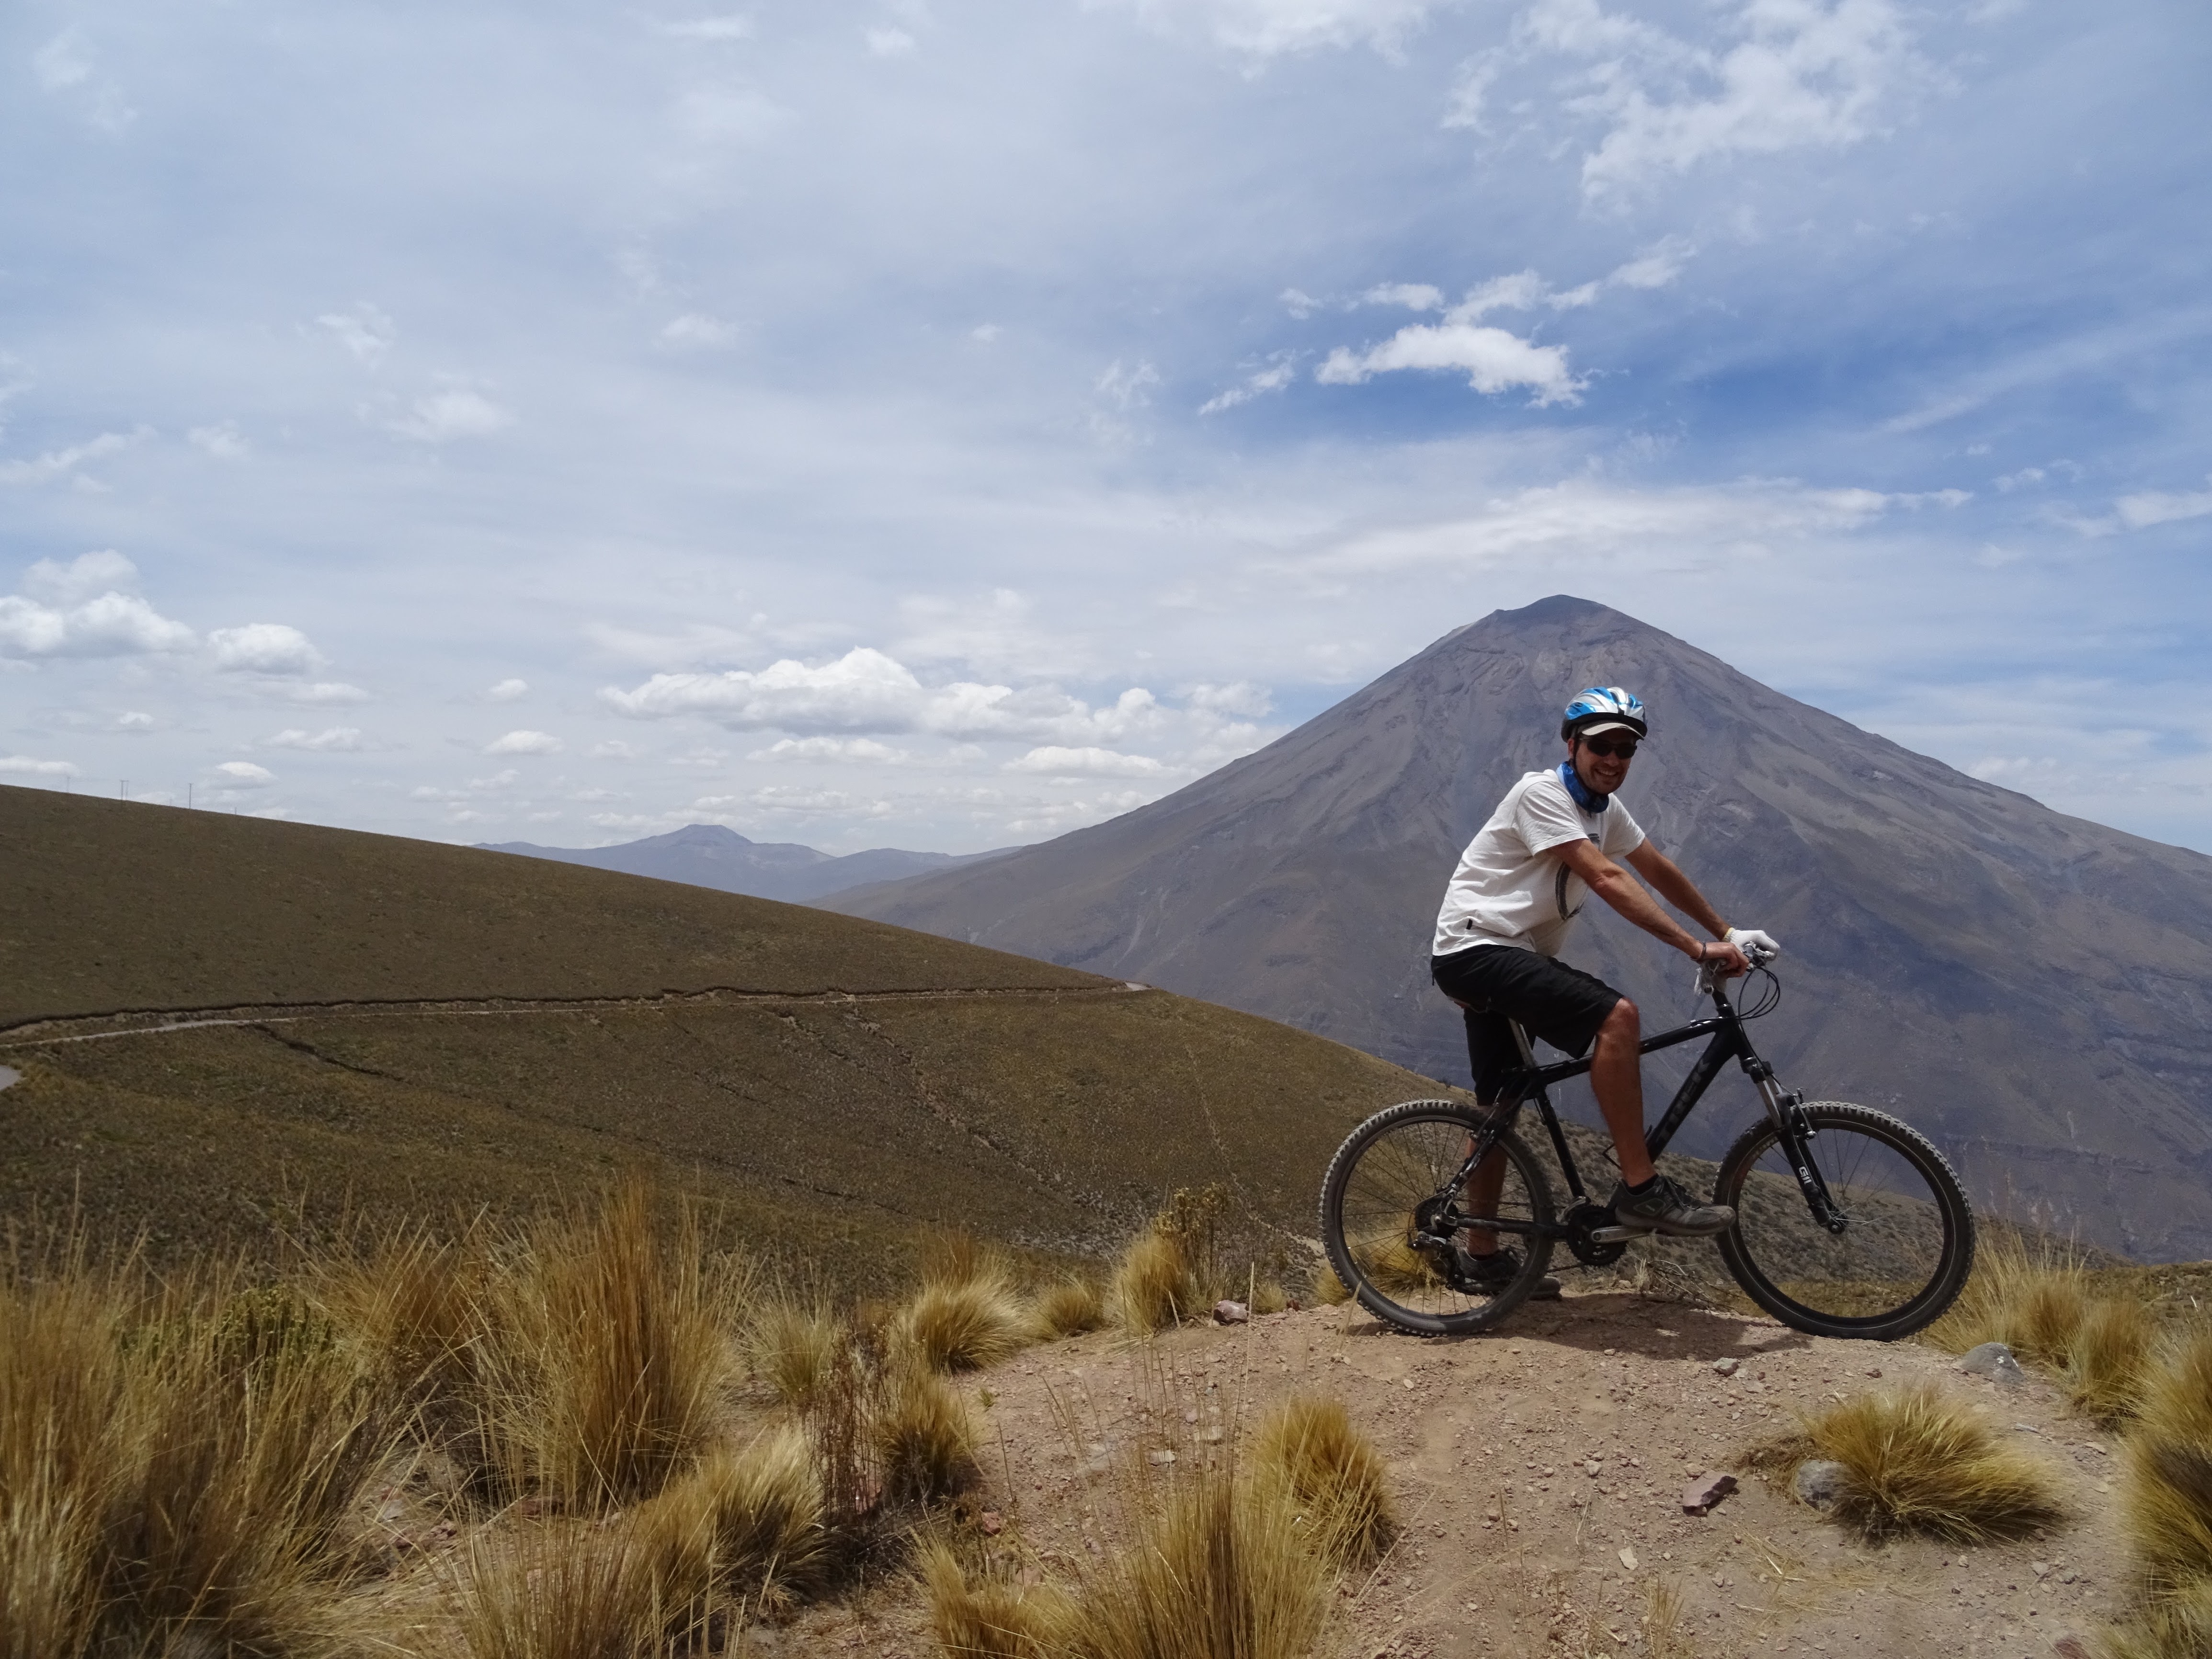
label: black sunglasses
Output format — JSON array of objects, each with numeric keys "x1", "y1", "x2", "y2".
[{"x1": 1579, "y1": 735, "x2": 1641, "y2": 759}]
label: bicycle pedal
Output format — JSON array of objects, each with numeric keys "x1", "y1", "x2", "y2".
[{"x1": 1587, "y1": 1226, "x2": 1637, "y2": 1244}]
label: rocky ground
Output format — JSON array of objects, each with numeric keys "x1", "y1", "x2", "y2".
[{"x1": 762, "y1": 1287, "x2": 2129, "y2": 1659}]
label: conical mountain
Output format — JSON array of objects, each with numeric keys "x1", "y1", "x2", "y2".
[{"x1": 832, "y1": 596, "x2": 2212, "y2": 1260}]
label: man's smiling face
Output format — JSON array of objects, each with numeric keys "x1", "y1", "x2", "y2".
[{"x1": 1569, "y1": 730, "x2": 1638, "y2": 795}]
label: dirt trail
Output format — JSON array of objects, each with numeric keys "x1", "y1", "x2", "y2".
[
  {"x1": 0, "y1": 981, "x2": 1150, "y2": 1048},
  {"x1": 781, "y1": 1293, "x2": 2127, "y2": 1659}
]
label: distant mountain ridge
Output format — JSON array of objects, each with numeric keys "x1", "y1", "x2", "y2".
[
  {"x1": 832, "y1": 596, "x2": 2212, "y2": 1261},
  {"x1": 478, "y1": 822, "x2": 1015, "y2": 904}
]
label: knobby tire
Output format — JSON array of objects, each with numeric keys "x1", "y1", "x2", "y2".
[
  {"x1": 1713, "y1": 1101, "x2": 1974, "y2": 1341},
  {"x1": 1319, "y1": 1099, "x2": 1557, "y2": 1336}
]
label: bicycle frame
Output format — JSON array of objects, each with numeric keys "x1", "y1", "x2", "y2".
[{"x1": 1443, "y1": 975, "x2": 1846, "y2": 1242}]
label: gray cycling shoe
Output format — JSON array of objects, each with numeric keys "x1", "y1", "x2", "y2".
[
  {"x1": 1449, "y1": 1243, "x2": 1562, "y2": 1300},
  {"x1": 1609, "y1": 1174, "x2": 1735, "y2": 1238}
]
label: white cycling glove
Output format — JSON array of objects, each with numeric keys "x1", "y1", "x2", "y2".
[{"x1": 1725, "y1": 927, "x2": 1781, "y2": 959}]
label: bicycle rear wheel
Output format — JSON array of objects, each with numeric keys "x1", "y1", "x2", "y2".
[
  {"x1": 1319, "y1": 1100, "x2": 1556, "y2": 1336},
  {"x1": 1713, "y1": 1102, "x2": 1974, "y2": 1341}
]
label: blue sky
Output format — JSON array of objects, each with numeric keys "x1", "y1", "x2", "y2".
[{"x1": 3, "y1": 0, "x2": 2208, "y2": 854}]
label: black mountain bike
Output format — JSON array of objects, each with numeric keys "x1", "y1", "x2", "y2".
[{"x1": 1318, "y1": 951, "x2": 1975, "y2": 1341}]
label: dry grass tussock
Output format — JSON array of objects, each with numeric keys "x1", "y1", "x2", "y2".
[
  {"x1": 917, "y1": 1536, "x2": 1079, "y2": 1658},
  {"x1": 1929, "y1": 1230, "x2": 2159, "y2": 1425},
  {"x1": 1072, "y1": 1470, "x2": 1329, "y2": 1659},
  {"x1": 2120, "y1": 1329, "x2": 2212, "y2": 1601},
  {"x1": 635, "y1": 1424, "x2": 829, "y2": 1624},
  {"x1": 921, "y1": 1467, "x2": 1329, "y2": 1659},
  {"x1": 494, "y1": 1181, "x2": 740, "y2": 1510},
  {"x1": 749, "y1": 1298, "x2": 848, "y2": 1410},
  {"x1": 1109, "y1": 1185, "x2": 1231, "y2": 1333},
  {"x1": 877, "y1": 1363, "x2": 981, "y2": 1505},
  {"x1": 1031, "y1": 1276, "x2": 1106, "y2": 1339},
  {"x1": 1793, "y1": 1384, "x2": 2065, "y2": 1541},
  {"x1": 1248, "y1": 1394, "x2": 1396, "y2": 1568},
  {"x1": 450, "y1": 1519, "x2": 660, "y2": 1659},
  {"x1": 0, "y1": 1234, "x2": 393, "y2": 1659},
  {"x1": 898, "y1": 1274, "x2": 1032, "y2": 1374}
]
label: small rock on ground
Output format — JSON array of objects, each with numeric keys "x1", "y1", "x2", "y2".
[
  {"x1": 1794, "y1": 1459, "x2": 1848, "y2": 1511},
  {"x1": 1958, "y1": 1341, "x2": 2027, "y2": 1386}
]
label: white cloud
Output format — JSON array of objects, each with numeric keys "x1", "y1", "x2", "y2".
[
  {"x1": 0, "y1": 427, "x2": 151, "y2": 487},
  {"x1": 215, "y1": 761, "x2": 276, "y2": 787},
  {"x1": 33, "y1": 31, "x2": 95, "y2": 90},
  {"x1": 23, "y1": 550, "x2": 140, "y2": 604},
  {"x1": 264, "y1": 727, "x2": 366, "y2": 751},
  {"x1": 1096, "y1": 358, "x2": 1162, "y2": 411},
  {"x1": 116, "y1": 710, "x2": 155, "y2": 730},
  {"x1": 0, "y1": 753, "x2": 79, "y2": 777},
  {"x1": 1994, "y1": 466, "x2": 2046, "y2": 493},
  {"x1": 0, "y1": 560, "x2": 197, "y2": 659},
  {"x1": 1605, "y1": 236, "x2": 1695, "y2": 291},
  {"x1": 1316, "y1": 322, "x2": 1583, "y2": 405},
  {"x1": 2117, "y1": 477, "x2": 2212, "y2": 531},
  {"x1": 1198, "y1": 360, "x2": 1297, "y2": 415},
  {"x1": 660, "y1": 314, "x2": 738, "y2": 350},
  {"x1": 660, "y1": 15, "x2": 753, "y2": 40},
  {"x1": 188, "y1": 422, "x2": 250, "y2": 460},
  {"x1": 1280, "y1": 288, "x2": 1319, "y2": 318},
  {"x1": 487, "y1": 677, "x2": 530, "y2": 701},
  {"x1": 696, "y1": 785, "x2": 895, "y2": 818},
  {"x1": 281, "y1": 682, "x2": 370, "y2": 705},
  {"x1": 1112, "y1": 0, "x2": 1446, "y2": 57},
  {"x1": 387, "y1": 386, "x2": 513, "y2": 442},
  {"x1": 210, "y1": 622, "x2": 325, "y2": 676},
  {"x1": 751, "y1": 736, "x2": 909, "y2": 762},
  {"x1": 1280, "y1": 477, "x2": 1898, "y2": 576},
  {"x1": 1003, "y1": 788, "x2": 1153, "y2": 834},
  {"x1": 2050, "y1": 476, "x2": 2212, "y2": 538},
  {"x1": 1501, "y1": 0, "x2": 1927, "y2": 198},
  {"x1": 1185, "y1": 680, "x2": 1273, "y2": 718},
  {"x1": 484, "y1": 728, "x2": 564, "y2": 754},
  {"x1": 1311, "y1": 252, "x2": 1689, "y2": 406},
  {"x1": 602, "y1": 646, "x2": 1167, "y2": 745},
  {"x1": 1006, "y1": 745, "x2": 1170, "y2": 777},
  {"x1": 1449, "y1": 270, "x2": 1549, "y2": 319},
  {"x1": 317, "y1": 304, "x2": 396, "y2": 367},
  {"x1": 33, "y1": 30, "x2": 134, "y2": 132},
  {"x1": 1362, "y1": 282, "x2": 1444, "y2": 310},
  {"x1": 866, "y1": 27, "x2": 918, "y2": 56}
]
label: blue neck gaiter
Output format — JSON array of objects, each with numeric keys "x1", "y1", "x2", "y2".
[{"x1": 1559, "y1": 759, "x2": 1609, "y2": 813}]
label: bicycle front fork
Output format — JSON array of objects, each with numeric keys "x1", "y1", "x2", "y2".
[{"x1": 1755, "y1": 1074, "x2": 1846, "y2": 1234}]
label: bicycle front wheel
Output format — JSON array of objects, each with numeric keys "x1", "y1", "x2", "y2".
[
  {"x1": 1319, "y1": 1100, "x2": 1556, "y2": 1336},
  {"x1": 1713, "y1": 1102, "x2": 1974, "y2": 1341}
]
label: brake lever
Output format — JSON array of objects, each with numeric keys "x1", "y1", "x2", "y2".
[{"x1": 1694, "y1": 942, "x2": 1774, "y2": 996}]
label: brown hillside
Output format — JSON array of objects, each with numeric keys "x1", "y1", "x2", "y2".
[
  {"x1": 0, "y1": 785, "x2": 1470, "y2": 1276},
  {"x1": 0, "y1": 785, "x2": 1095, "y2": 1029}
]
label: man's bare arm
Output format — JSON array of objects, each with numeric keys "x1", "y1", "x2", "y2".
[
  {"x1": 1553, "y1": 839, "x2": 1744, "y2": 969},
  {"x1": 1622, "y1": 840, "x2": 1730, "y2": 939}
]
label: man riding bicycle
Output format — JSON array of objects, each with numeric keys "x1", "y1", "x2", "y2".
[{"x1": 1430, "y1": 686, "x2": 1780, "y2": 1292}]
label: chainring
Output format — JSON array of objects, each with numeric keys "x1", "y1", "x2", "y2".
[{"x1": 1564, "y1": 1201, "x2": 1629, "y2": 1267}]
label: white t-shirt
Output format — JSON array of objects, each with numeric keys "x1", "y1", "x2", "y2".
[{"x1": 1432, "y1": 766, "x2": 1646, "y2": 958}]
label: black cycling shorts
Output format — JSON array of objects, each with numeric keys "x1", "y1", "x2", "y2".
[{"x1": 1430, "y1": 945, "x2": 1623, "y2": 1105}]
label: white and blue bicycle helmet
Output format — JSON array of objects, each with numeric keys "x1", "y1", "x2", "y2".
[{"x1": 1560, "y1": 686, "x2": 1647, "y2": 743}]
